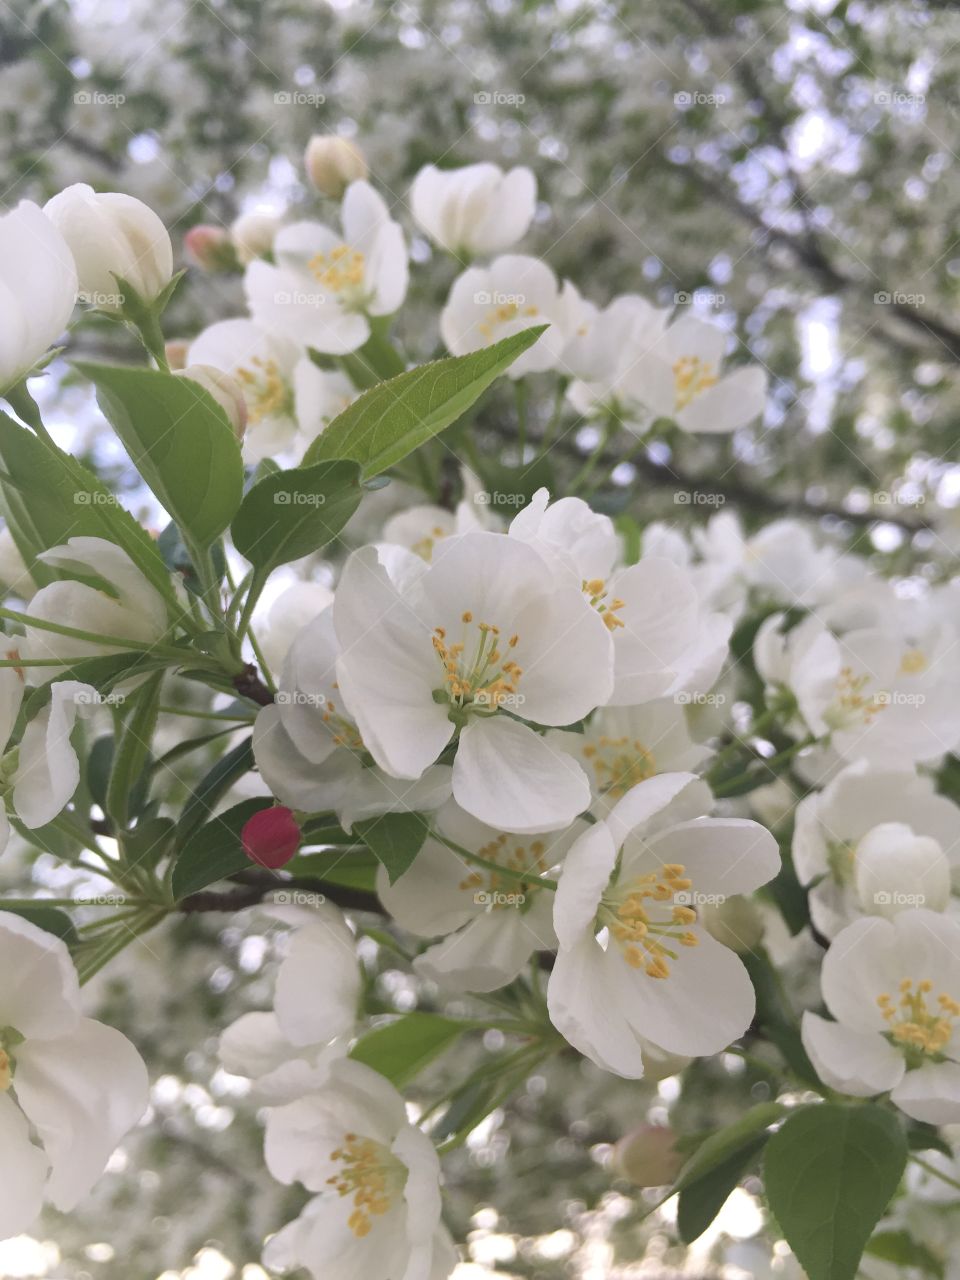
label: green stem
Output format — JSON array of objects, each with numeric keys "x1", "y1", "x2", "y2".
[
  {"x1": 515, "y1": 380, "x2": 528, "y2": 460},
  {"x1": 913, "y1": 1155, "x2": 960, "y2": 1194},
  {"x1": 76, "y1": 907, "x2": 168, "y2": 984},
  {"x1": 0, "y1": 604, "x2": 181, "y2": 655}
]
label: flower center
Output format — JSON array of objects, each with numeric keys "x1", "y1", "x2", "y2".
[
  {"x1": 432, "y1": 613, "x2": 522, "y2": 712},
  {"x1": 900, "y1": 648, "x2": 928, "y2": 675},
  {"x1": 826, "y1": 839, "x2": 856, "y2": 886},
  {"x1": 826, "y1": 665, "x2": 888, "y2": 730},
  {"x1": 326, "y1": 1133, "x2": 406, "y2": 1238},
  {"x1": 477, "y1": 300, "x2": 541, "y2": 341},
  {"x1": 319, "y1": 686, "x2": 365, "y2": 751},
  {"x1": 235, "y1": 356, "x2": 291, "y2": 424},
  {"x1": 412, "y1": 526, "x2": 448, "y2": 562},
  {"x1": 458, "y1": 833, "x2": 547, "y2": 906},
  {"x1": 602, "y1": 864, "x2": 699, "y2": 979},
  {"x1": 0, "y1": 1048, "x2": 10, "y2": 1092},
  {"x1": 672, "y1": 355, "x2": 718, "y2": 411},
  {"x1": 583, "y1": 736, "x2": 656, "y2": 797},
  {"x1": 309, "y1": 243, "x2": 368, "y2": 306},
  {"x1": 584, "y1": 579, "x2": 625, "y2": 631},
  {"x1": 877, "y1": 979, "x2": 960, "y2": 1063}
]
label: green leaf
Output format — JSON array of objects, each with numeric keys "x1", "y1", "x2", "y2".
[
  {"x1": 350, "y1": 1013, "x2": 466, "y2": 1086},
  {"x1": 303, "y1": 326, "x2": 547, "y2": 478},
  {"x1": 672, "y1": 1102, "x2": 785, "y2": 1197},
  {"x1": 120, "y1": 817, "x2": 175, "y2": 874},
  {"x1": 171, "y1": 796, "x2": 271, "y2": 899},
  {"x1": 289, "y1": 847, "x2": 379, "y2": 892},
  {"x1": 76, "y1": 361, "x2": 244, "y2": 548},
  {"x1": 0, "y1": 904, "x2": 78, "y2": 946},
  {"x1": 764, "y1": 1104, "x2": 907, "y2": 1280},
  {"x1": 864, "y1": 1230, "x2": 943, "y2": 1276},
  {"x1": 231, "y1": 459, "x2": 363, "y2": 573},
  {"x1": 175, "y1": 736, "x2": 255, "y2": 847},
  {"x1": 354, "y1": 811, "x2": 429, "y2": 884},
  {"x1": 677, "y1": 1135, "x2": 767, "y2": 1243},
  {"x1": 105, "y1": 672, "x2": 163, "y2": 827},
  {"x1": 0, "y1": 409, "x2": 174, "y2": 599}
]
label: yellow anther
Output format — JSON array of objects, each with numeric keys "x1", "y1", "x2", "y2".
[
  {"x1": 326, "y1": 1133, "x2": 403, "y2": 1239},
  {"x1": 672, "y1": 354, "x2": 718, "y2": 411}
]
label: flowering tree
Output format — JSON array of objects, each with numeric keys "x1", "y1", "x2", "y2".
[{"x1": 3, "y1": 4, "x2": 960, "y2": 1279}]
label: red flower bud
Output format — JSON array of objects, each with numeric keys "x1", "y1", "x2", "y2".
[{"x1": 241, "y1": 806, "x2": 301, "y2": 869}]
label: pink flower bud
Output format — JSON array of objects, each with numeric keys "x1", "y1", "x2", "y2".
[
  {"x1": 242, "y1": 807, "x2": 301, "y2": 869},
  {"x1": 183, "y1": 224, "x2": 236, "y2": 272},
  {"x1": 613, "y1": 1125, "x2": 683, "y2": 1188},
  {"x1": 164, "y1": 340, "x2": 190, "y2": 371}
]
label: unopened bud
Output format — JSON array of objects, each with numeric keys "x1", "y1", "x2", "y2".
[
  {"x1": 184, "y1": 224, "x2": 237, "y2": 272},
  {"x1": 700, "y1": 896, "x2": 765, "y2": 953},
  {"x1": 230, "y1": 210, "x2": 282, "y2": 265},
  {"x1": 304, "y1": 135, "x2": 368, "y2": 198},
  {"x1": 175, "y1": 364, "x2": 247, "y2": 437},
  {"x1": 164, "y1": 340, "x2": 189, "y2": 371},
  {"x1": 613, "y1": 1125, "x2": 683, "y2": 1187},
  {"x1": 241, "y1": 806, "x2": 301, "y2": 869}
]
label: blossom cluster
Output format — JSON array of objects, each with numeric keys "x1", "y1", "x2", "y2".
[{"x1": 0, "y1": 138, "x2": 957, "y2": 1279}]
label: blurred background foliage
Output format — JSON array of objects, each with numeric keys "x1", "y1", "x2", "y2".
[{"x1": 1, "y1": 0, "x2": 958, "y2": 1276}]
